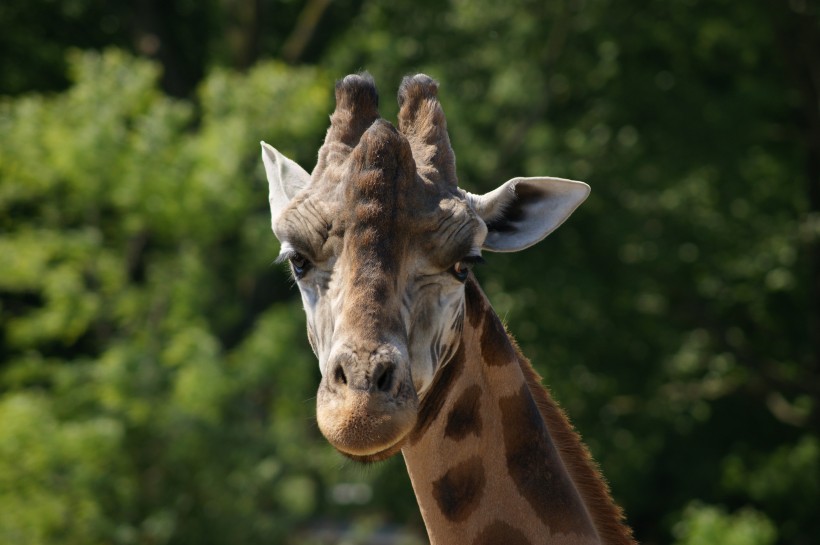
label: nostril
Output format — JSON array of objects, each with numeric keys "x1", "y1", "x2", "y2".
[
  {"x1": 375, "y1": 364, "x2": 394, "y2": 392},
  {"x1": 334, "y1": 364, "x2": 347, "y2": 386},
  {"x1": 329, "y1": 353, "x2": 398, "y2": 393}
]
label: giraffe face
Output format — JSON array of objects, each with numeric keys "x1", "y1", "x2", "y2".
[
  {"x1": 262, "y1": 73, "x2": 590, "y2": 461},
  {"x1": 272, "y1": 122, "x2": 487, "y2": 461}
]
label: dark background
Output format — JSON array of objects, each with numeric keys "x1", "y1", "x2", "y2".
[{"x1": 1, "y1": 1, "x2": 818, "y2": 544}]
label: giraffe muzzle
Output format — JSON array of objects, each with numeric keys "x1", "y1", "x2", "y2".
[{"x1": 316, "y1": 345, "x2": 419, "y2": 461}]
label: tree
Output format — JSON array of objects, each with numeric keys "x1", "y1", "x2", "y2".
[{"x1": 1, "y1": 0, "x2": 818, "y2": 543}]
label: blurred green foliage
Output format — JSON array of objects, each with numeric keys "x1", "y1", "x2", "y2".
[
  {"x1": 672, "y1": 503, "x2": 776, "y2": 545},
  {"x1": 1, "y1": 1, "x2": 819, "y2": 544}
]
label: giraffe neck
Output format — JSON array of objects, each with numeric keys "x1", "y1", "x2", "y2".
[{"x1": 401, "y1": 279, "x2": 634, "y2": 545}]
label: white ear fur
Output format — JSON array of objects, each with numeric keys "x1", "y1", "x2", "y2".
[
  {"x1": 466, "y1": 177, "x2": 590, "y2": 252},
  {"x1": 261, "y1": 141, "x2": 311, "y2": 230}
]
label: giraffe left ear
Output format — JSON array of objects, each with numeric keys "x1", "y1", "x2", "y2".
[{"x1": 466, "y1": 177, "x2": 590, "y2": 252}]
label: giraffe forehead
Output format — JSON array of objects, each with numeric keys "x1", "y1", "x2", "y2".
[
  {"x1": 279, "y1": 174, "x2": 478, "y2": 269},
  {"x1": 339, "y1": 192, "x2": 479, "y2": 280},
  {"x1": 344, "y1": 119, "x2": 417, "y2": 200},
  {"x1": 276, "y1": 119, "x2": 481, "y2": 271}
]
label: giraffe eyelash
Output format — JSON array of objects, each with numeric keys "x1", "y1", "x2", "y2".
[
  {"x1": 275, "y1": 248, "x2": 314, "y2": 280},
  {"x1": 275, "y1": 249, "x2": 301, "y2": 265},
  {"x1": 460, "y1": 255, "x2": 486, "y2": 266},
  {"x1": 451, "y1": 255, "x2": 485, "y2": 282}
]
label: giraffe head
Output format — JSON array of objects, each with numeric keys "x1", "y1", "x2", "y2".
[{"x1": 262, "y1": 73, "x2": 589, "y2": 461}]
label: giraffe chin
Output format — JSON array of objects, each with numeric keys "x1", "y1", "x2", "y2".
[
  {"x1": 335, "y1": 438, "x2": 407, "y2": 464},
  {"x1": 316, "y1": 389, "x2": 418, "y2": 464}
]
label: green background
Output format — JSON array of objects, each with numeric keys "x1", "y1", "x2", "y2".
[{"x1": 1, "y1": 1, "x2": 818, "y2": 544}]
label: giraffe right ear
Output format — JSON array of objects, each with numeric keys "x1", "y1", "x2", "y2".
[
  {"x1": 466, "y1": 177, "x2": 590, "y2": 252},
  {"x1": 261, "y1": 142, "x2": 311, "y2": 229}
]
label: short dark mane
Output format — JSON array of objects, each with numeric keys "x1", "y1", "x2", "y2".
[{"x1": 517, "y1": 351, "x2": 637, "y2": 545}]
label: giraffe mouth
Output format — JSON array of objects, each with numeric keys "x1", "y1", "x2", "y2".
[
  {"x1": 335, "y1": 436, "x2": 408, "y2": 464},
  {"x1": 316, "y1": 385, "x2": 418, "y2": 463}
]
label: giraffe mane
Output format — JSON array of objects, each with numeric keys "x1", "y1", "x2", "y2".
[{"x1": 516, "y1": 348, "x2": 637, "y2": 545}]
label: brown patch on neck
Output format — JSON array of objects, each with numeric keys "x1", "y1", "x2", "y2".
[
  {"x1": 465, "y1": 277, "x2": 517, "y2": 366},
  {"x1": 481, "y1": 310, "x2": 517, "y2": 366},
  {"x1": 431, "y1": 455, "x2": 486, "y2": 522},
  {"x1": 444, "y1": 384, "x2": 483, "y2": 440},
  {"x1": 473, "y1": 521, "x2": 532, "y2": 545},
  {"x1": 499, "y1": 384, "x2": 597, "y2": 537},
  {"x1": 409, "y1": 342, "x2": 466, "y2": 444},
  {"x1": 464, "y1": 277, "x2": 486, "y2": 329},
  {"x1": 518, "y1": 356, "x2": 637, "y2": 545}
]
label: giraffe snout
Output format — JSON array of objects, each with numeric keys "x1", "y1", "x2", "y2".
[{"x1": 317, "y1": 343, "x2": 419, "y2": 462}]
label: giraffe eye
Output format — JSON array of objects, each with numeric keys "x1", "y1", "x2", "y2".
[
  {"x1": 450, "y1": 256, "x2": 484, "y2": 282},
  {"x1": 275, "y1": 248, "x2": 314, "y2": 280},
  {"x1": 451, "y1": 262, "x2": 470, "y2": 282},
  {"x1": 288, "y1": 253, "x2": 311, "y2": 279}
]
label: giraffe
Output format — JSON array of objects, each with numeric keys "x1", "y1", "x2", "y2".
[{"x1": 261, "y1": 73, "x2": 636, "y2": 545}]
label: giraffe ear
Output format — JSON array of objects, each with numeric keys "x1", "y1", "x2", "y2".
[
  {"x1": 466, "y1": 177, "x2": 590, "y2": 252},
  {"x1": 261, "y1": 141, "x2": 311, "y2": 229}
]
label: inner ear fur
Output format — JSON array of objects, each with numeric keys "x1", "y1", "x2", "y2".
[
  {"x1": 261, "y1": 142, "x2": 311, "y2": 231},
  {"x1": 466, "y1": 177, "x2": 590, "y2": 252}
]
